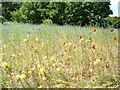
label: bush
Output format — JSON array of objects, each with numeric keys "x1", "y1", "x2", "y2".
[
  {"x1": 0, "y1": 15, "x2": 6, "y2": 24},
  {"x1": 42, "y1": 19, "x2": 53, "y2": 24}
]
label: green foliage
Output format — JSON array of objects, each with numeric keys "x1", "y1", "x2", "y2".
[
  {"x1": 0, "y1": 15, "x2": 5, "y2": 23},
  {"x1": 105, "y1": 17, "x2": 120, "y2": 28},
  {"x1": 2, "y1": 2, "x2": 22, "y2": 21},
  {"x1": 42, "y1": 19, "x2": 53, "y2": 24},
  {"x1": 2, "y1": 2, "x2": 113, "y2": 26}
]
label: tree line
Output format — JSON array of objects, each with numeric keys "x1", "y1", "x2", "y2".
[{"x1": 1, "y1": 1, "x2": 117, "y2": 27}]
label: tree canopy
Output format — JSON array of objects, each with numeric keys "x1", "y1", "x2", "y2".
[{"x1": 1, "y1": 1, "x2": 113, "y2": 26}]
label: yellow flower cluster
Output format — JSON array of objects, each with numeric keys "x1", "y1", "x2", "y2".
[
  {"x1": 16, "y1": 74, "x2": 26, "y2": 81},
  {"x1": 94, "y1": 59, "x2": 101, "y2": 65}
]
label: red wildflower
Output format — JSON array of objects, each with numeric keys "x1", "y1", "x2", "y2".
[
  {"x1": 92, "y1": 45, "x2": 95, "y2": 49},
  {"x1": 84, "y1": 46, "x2": 86, "y2": 48},
  {"x1": 88, "y1": 38, "x2": 92, "y2": 42},
  {"x1": 100, "y1": 58, "x2": 102, "y2": 61},
  {"x1": 114, "y1": 37, "x2": 117, "y2": 40},
  {"x1": 80, "y1": 36, "x2": 82, "y2": 39},
  {"x1": 73, "y1": 46, "x2": 76, "y2": 49},
  {"x1": 64, "y1": 49, "x2": 67, "y2": 52},
  {"x1": 110, "y1": 29, "x2": 114, "y2": 32},
  {"x1": 63, "y1": 42, "x2": 67, "y2": 46},
  {"x1": 93, "y1": 28, "x2": 96, "y2": 32},
  {"x1": 62, "y1": 54, "x2": 64, "y2": 57}
]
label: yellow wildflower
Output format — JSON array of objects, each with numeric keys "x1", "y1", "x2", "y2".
[
  {"x1": 80, "y1": 38, "x2": 84, "y2": 43},
  {"x1": 31, "y1": 67, "x2": 35, "y2": 71},
  {"x1": 12, "y1": 54, "x2": 16, "y2": 58},
  {"x1": 19, "y1": 53, "x2": 22, "y2": 56},
  {"x1": 50, "y1": 56, "x2": 56, "y2": 62},
  {"x1": 40, "y1": 68, "x2": 46, "y2": 73},
  {"x1": 3, "y1": 45, "x2": 7, "y2": 49},
  {"x1": 89, "y1": 68, "x2": 93, "y2": 72},
  {"x1": 28, "y1": 70, "x2": 32, "y2": 75},
  {"x1": 2, "y1": 62, "x2": 9, "y2": 69},
  {"x1": 94, "y1": 59, "x2": 100, "y2": 65},
  {"x1": 0, "y1": 59, "x2": 2, "y2": 62},
  {"x1": 38, "y1": 85, "x2": 43, "y2": 88},
  {"x1": 24, "y1": 39, "x2": 28, "y2": 42},
  {"x1": 16, "y1": 75, "x2": 21, "y2": 80},
  {"x1": 37, "y1": 64, "x2": 40, "y2": 69},
  {"x1": 42, "y1": 42, "x2": 44, "y2": 48},
  {"x1": 53, "y1": 63, "x2": 57, "y2": 68},
  {"x1": 57, "y1": 68, "x2": 61, "y2": 73},
  {"x1": 36, "y1": 38, "x2": 38, "y2": 41},
  {"x1": 42, "y1": 76, "x2": 46, "y2": 81},
  {"x1": 20, "y1": 74, "x2": 26, "y2": 80}
]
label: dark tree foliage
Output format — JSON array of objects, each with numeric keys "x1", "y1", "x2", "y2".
[
  {"x1": 2, "y1": 2, "x2": 22, "y2": 21},
  {"x1": 2, "y1": 1, "x2": 113, "y2": 26}
]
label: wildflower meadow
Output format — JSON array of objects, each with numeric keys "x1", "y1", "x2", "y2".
[{"x1": 0, "y1": 23, "x2": 119, "y2": 88}]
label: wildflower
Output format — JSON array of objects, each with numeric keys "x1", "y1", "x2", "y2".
[
  {"x1": 24, "y1": 39, "x2": 27, "y2": 42},
  {"x1": 68, "y1": 42, "x2": 72, "y2": 46},
  {"x1": 61, "y1": 54, "x2": 64, "y2": 57},
  {"x1": 114, "y1": 37, "x2": 117, "y2": 40},
  {"x1": 42, "y1": 42, "x2": 44, "y2": 48},
  {"x1": 80, "y1": 37, "x2": 84, "y2": 43},
  {"x1": 12, "y1": 54, "x2": 16, "y2": 58},
  {"x1": 89, "y1": 68, "x2": 93, "y2": 72},
  {"x1": 43, "y1": 56, "x2": 47, "y2": 60},
  {"x1": 39, "y1": 68, "x2": 46, "y2": 75},
  {"x1": 92, "y1": 45, "x2": 95, "y2": 49},
  {"x1": 63, "y1": 42, "x2": 67, "y2": 46},
  {"x1": 20, "y1": 74, "x2": 26, "y2": 80},
  {"x1": 88, "y1": 38, "x2": 92, "y2": 42},
  {"x1": 57, "y1": 68, "x2": 61, "y2": 73},
  {"x1": 16, "y1": 75, "x2": 21, "y2": 80},
  {"x1": 94, "y1": 59, "x2": 101, "y2": 65},
  {"x1": 42, "y1": 76, "x2": 47, "y2": 81},
  {"x1": 19, "y1": 53, "x2": 22, "y2": 56},
  {"x1": 3, "y1": 45, "x2": 7, "y2": 49},
  {"x1": 0, "y1": 59, "x2": 2, "y2": 62},
  {"x1": 27, "y1": 35, "x2": 29, "y2": 38},
  {"x1": 38, "y1": 85, "x2": 43, "y2": 88},
  {"x1": 36, "y1": 38, "x2": 38, "y2": 41},
  {"x1": 10, "y1": 72, "x2": 14, "y2": 76},
  {"x1": 37, "y1": 64, "x2": 40, "y2": 69},
  {"x1": 2, "y1": 62, "x2": 9, "y2": 69},
  {"x1": 72, "y1": 46, "x2": 77, "y2": 51},
  {"x1": 110, "y1": 29, "x2": 114, "y2": 32},
  {"x1": 53, "y1": 63, "x2": 57, "y2": 68},
  {"x1": 28, "y1": 70, "x2": 32, "y2": 75},
  {"x1": 100, "y1": 58, "x2": 102, "y2": 61},
  {"x1": 51, "y1": 56, "x2": 56, "y2": 62},
  {"x1": 64, "y1": 49, "x2": 67, "y2": 52},
  {"x1": 80, "y1": 36, "x2": 83, "y2": 39},
  {"x1": 31, "y1": 67, "x2": 35, "y2": 71},
  {"x1": 93, "y1": 28, "x2": 96, "y2": 32}
]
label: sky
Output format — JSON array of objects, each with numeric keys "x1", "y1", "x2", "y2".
[{"x1": 109, "y1": 0, "x2": 120, "y2": 16}]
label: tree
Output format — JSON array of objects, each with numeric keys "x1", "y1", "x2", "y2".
[{"x1": 2, "y1": 1, "x2": 113, "y2": 26}]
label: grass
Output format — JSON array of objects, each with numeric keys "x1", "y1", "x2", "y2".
[{"x1": 0, "y1": 23, "x2": 119, "y2": 88}]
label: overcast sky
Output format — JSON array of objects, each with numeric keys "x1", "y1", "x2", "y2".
[{"x1": 110, "y1": 0, "x2": 120, "y2": 16}]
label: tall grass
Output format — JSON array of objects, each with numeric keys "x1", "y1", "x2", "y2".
[{"x1": 0, "y1": 23, "x2": 118, "y2": 88}]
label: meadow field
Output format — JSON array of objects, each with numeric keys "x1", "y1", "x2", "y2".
[{"x1": 0, "y1": 23, "x2": 119, "y2": 88}]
